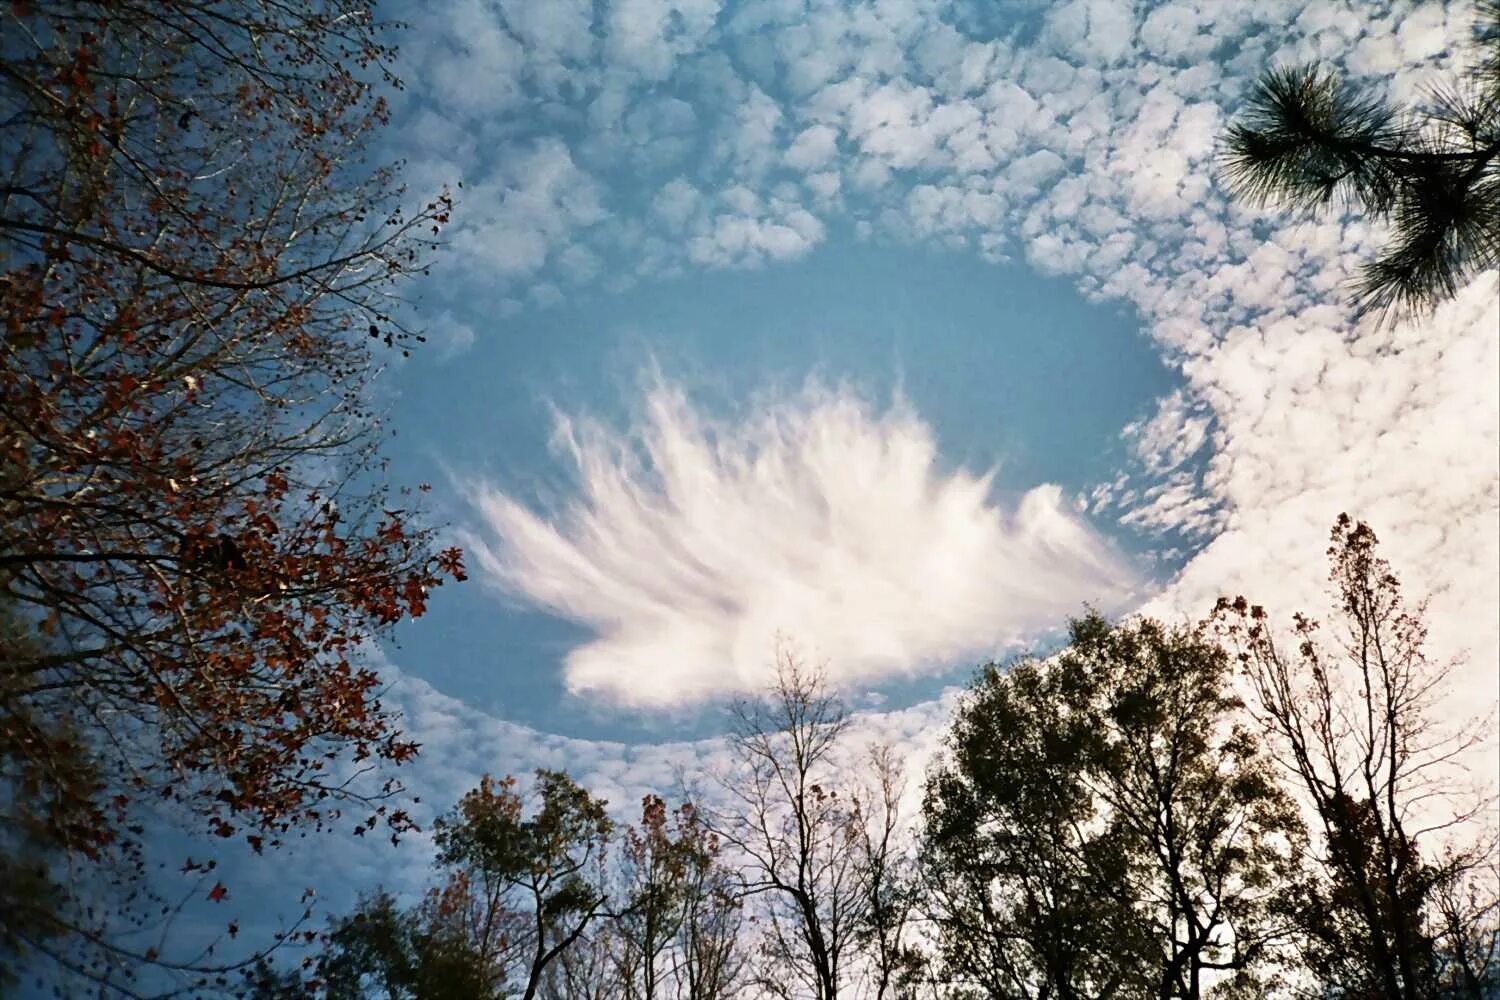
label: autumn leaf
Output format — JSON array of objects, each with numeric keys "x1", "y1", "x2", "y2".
[{"x1": 1, "y1": 0, "x2": 461, "y2": 982}]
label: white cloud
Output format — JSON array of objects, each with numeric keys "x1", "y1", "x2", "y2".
[
  {"x1": 905, "y1": 183, "x2": 1006, "y2": 237},
  {"x1": 427, "y1": 309, "x2": 478, "y2": 360},
  {"x1": 682, "y1": 189, "x2": 826, "y2": 267},
  {"x1": 716, "y1": 84, "x2": 785, "y2": 177},
  {"x1": 390, "y1": 0, "x2": 1498, "y2": 743},
  {"x1": 785, "y1": 123, "x2": 841, "y2": 170},
  {"x1": 408, "y1": 0, "x2": 526, "y2": 116},
  {"x1": 1044, "y1": 0, "x2": 1139, "y2": 65},
  {"x1": 1143, "y1": 277, "x2": 1500, "y2": 702},
  {"x1": 804, "y1": 170, "x2": 843, "y2": 203},
  {"x1": 1138, "y1": 4, "x2": 1217, "y2": 61},
  {"x1": 1123, "y1": 388, "x2": 1212, "y2": 477},
  {"x1": 459, "y1": 377, "x2": 1138, "y2": 706},
  {"x1": 500, "y1": 0, "x2": 594, "y2": 64},
  {"x1": 607, "y1": 0, "x2": 723, "y2": 80},
  {"x1": 557, "y1": 243, "x2": 603, "y2": 284},
  {"x1": 651, "y1": 178, "x2": 703, "y2": 230},
  {"x1": 450, "y1": 139, "x2": 605, "y2": 280},
  {"x1": 843, "y1": 81, "x2": 946, "y2": 169}
]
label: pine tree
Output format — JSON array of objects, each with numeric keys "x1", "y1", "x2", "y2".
[{"x1": 1219, "y1": 2, "x2": 1499, "y2": 317}]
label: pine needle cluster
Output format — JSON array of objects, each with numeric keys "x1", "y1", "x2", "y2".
[{"x1": 1220, "y1": 2, "x2": 1500, "y2": 317}]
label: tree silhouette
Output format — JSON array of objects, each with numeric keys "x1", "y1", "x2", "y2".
[
  {"x1": 1218, "y1": 2, "x2": 1499, "y2": 317},
  {"x1": 1214, "y1": 515, "x2": 1498, "y2": 998},
  {"x1": 922, "y1": 615, "x2": 1306, "y2": 999},
  {"x1": 609, "y1": 796, "x2": 744, "y2": 1000},
  {"x1": 1, "y1": 0, "x2": 460, "y2": 988},
  {"x1": 433, "y1": 772, "x2": 615, "y2": 1000},
  {"x1": 713, "y1": 651, "x2": 869, "y2": 1000}
]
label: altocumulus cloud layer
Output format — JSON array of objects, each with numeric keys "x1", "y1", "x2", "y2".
[
  {"x1": 401, "y1": 0, "x2": 1496, "y2": 724},
  {"x1": 461, "y1": 379, "x2": 1136, "y2": 705}
]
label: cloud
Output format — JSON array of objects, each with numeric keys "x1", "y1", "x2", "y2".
[
  {"x1": 449, "y1": 139, "x2": 605, "y2": 280},
  {"x1": 1044, "y1": 0, "x2": 1139, "y2": 65},
  {"x1": 713, "y1": 84, "x2": 785, "y2": 177},
  {"x1": 1122, "y1": 388, "x2": 1212, "y2": 477},
  {"x1": 499, "y1": 0, "x2": 595, "y2": 65},
  {"x1": 651, "y1": 178, "x2": 704, "y2": 230},
  {"x1": 1141, "y1": 277, "x2": 1499, "y2": 700},
  {"x1": 389, "y1": 0, "x2": 1498, "y2": 729},
  {"x1": 404, "y1": 0, "x2": 526, "y2": 117},
  {"x1": 785, "y1": 123, "x2": 840, "y2": 170},
  {"x1": 687, "y1": 204, "x2": 824, "y2": 266},
  {"x1": 607, "y1": 0, "x2": 723, "y2": 80},
  {"x1": 427, "y1": 309, "x2": 478, "y2": 360},
  {"x1": 459, "y1": 376, "x2": 1138, "y2": 706}
]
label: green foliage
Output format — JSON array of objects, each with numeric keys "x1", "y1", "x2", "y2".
[
  {"x1": 313, "y1": 890, "x2": 495, "y2": 1000},
  {"x1": 435, "y1": 770, "x2": 613, "y2": 952},
  {"x1": 318, "y1": 893, "x2": 421, "y2": 999},
  {"x1": 921, "y1": 614, "x2": 1305, "y2": 999},
  {"x1": 1219, "y1": 4, "x2": 1500, "y2": 316},
  {"x1": 1066, "y1": 615, "x2": 1306, "y2": 997},
  {"x1": 301, "y1": 771, "x2": 614, "y2": 1000},
  {"x1": 922, "y1": 649, "x2": 1153, "y2": 999}
]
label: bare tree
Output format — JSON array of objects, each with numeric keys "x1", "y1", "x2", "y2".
[
  {"x1": 611, "y1": 796, "x2": 703, "y2": 999},
  {"x1": 852, "y1": 745, "x2": 923, "y2": 1000},
  {"x1": 714, "y1": 649, "x2": 864, "y2": 1000},
  {"x1": 713, "y1": 648, "x2": 921, "y2": 1000},
  {"x1": 542, "y1": 924, "x2": 615, "y2": 1000},
  {"x1": 1214, "y1": 514, "x2": 1499, "y2": 998},
  {"x1": 602, "y1": 794, "x2": 746, "y2": 1000},
  {"x1": 669, "y1": 817, "x2": 746, "y2": 1000},
  {"x1": 1431, "y1": 854, "x2": 1500, "y2": 994}
]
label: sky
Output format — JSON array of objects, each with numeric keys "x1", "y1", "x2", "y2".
[{"x1": 113, "y1": 0, "x2": 1500, "y2": 967}]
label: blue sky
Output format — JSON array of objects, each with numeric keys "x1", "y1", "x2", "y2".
[
  {"x1": 385, "y1": 239, "x2": 1178, "y2": 738},
  {"x1": 358, "y1": 0, "x2": 1497, "y2": 739},
  {"x1": 106, "y1": 0, "x2": 1499, "y2": 973}
]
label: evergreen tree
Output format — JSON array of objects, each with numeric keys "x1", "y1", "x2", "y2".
[{"x1": 1219, "y1": 2, "x2": 1499, "y2": 317}]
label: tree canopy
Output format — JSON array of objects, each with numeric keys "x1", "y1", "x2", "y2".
[
  {"x1": 1214, "y1": 515, "x2": 1499, "y2": 998},
  {"x1": 227, "y1": 534, "x2": 1496, "y2": 999},
  {"x1": 1, "y1": 0, "x2": 460, "y2": 987},
  {"x1": 922, "y1": 614, "x2": 1304, "y2": 999}
]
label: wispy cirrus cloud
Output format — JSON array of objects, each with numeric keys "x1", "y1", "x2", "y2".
[
  {"x1": 396, "y1": 0, "x2": 1496, "y2": 718},
  {"x1": 459, "y1": 376, "x2": 1138, "y2": 706}
]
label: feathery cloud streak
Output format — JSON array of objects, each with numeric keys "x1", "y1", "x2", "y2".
[{"x1": 461, "y1": 378, "x2": 1137, "y2": 705}]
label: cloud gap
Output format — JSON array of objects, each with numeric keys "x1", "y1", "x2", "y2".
[{"x1": 460, "y1": 375, "x2": 1138, "y2": 706}]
